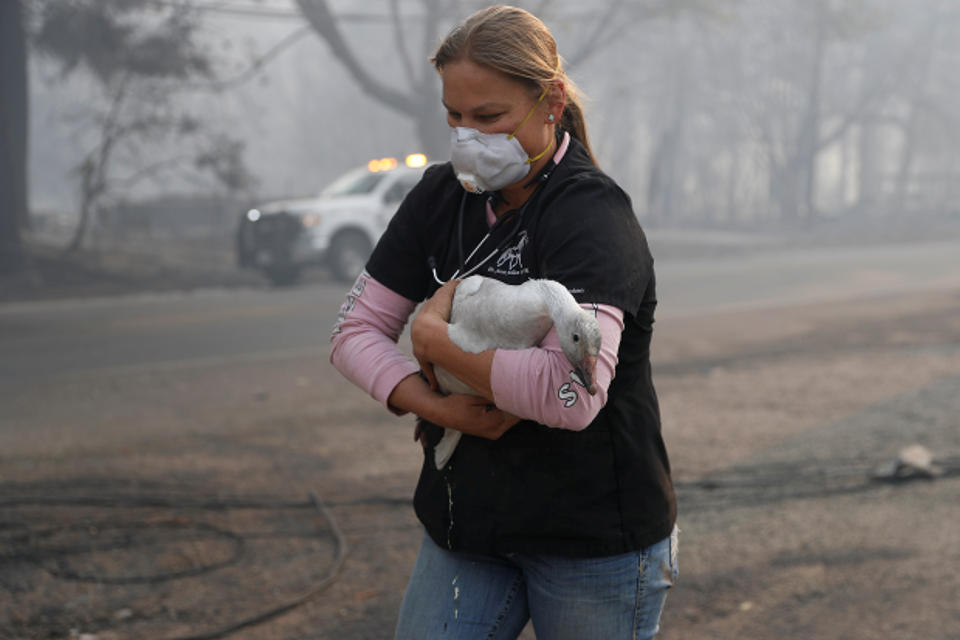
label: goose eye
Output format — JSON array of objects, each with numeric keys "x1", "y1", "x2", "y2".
[{"x1": 573, "y1": 334, "x2": 580, "y2": 343}]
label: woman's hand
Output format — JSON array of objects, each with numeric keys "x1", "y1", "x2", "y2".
[
  {"x1": 434, "y1": 393, "x2": 522, "y2": 440},
  {"x1": 395, "y1": 371, "x2": 521, "y2": 443},
  {"x1": 411, "y1": 279, "x2": 460, "y2": 390}
]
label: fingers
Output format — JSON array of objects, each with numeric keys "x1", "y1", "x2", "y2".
[
  {"x1": 419, "y1": 362, "x2": 438, "y2": 391},
  {"x1": 425, "y1": 394, "x2": 520, "y2": 440},
  {"x1": 468, "y1": 397, "x2": 497, "y2": 413},
  {"x1": 501, "y1": 412, "x2": 523, "y2": 430},
  {"x1": 426, "y1": 279, "x2": 460, "y2": 317},
  {"x1": 461, "y1": 397, "x2": 519, "y2": 439}
]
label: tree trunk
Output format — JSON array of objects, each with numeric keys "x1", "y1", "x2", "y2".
[
  {"x1": 647, "y1": 29, "x2": 688, "y2": 224},
  {"x1": 892, "y1": 107, "x2": 919, "y2": 216},
  {"x1": 647, "y1": 128, "x2": 679, "y2": 223},
  {"x1": 892, "y1": 21, "x2": 937, "y2": 216},
  {"x1": 0, "y1": 0, "x2": 28, "y2": 275},
  {"x1": 855, "y1": 120, "x2": 884, "y2": 215},
  {"x1": 770, "y1": 160, "x2": 801, "y2": 222},
  {"x1": 794, "y1": 3, "x2": 826, "y2": 223},
  {"x1": 724, "y1": 146, "x2": 741, "y2": 223},
  {"x1": 65, "y1": 75, "x2": 130, "y2": 254},
  {"x1": 415, "y1": 103, "x2": 447, "y2": 161}
]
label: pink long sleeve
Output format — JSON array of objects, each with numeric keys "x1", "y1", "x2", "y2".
[
  {"x1": 329, "y1": 272, "x2": 420, "y2": 413},
  {"x1": 330, "y1": 273, "x2": 623, "y2": 429},
  {"x1": 490, "y1": 304, "x2": 624, "y2": 431}
]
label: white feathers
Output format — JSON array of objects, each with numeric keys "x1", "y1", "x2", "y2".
[{"x1": 431, "y1": 275, "x2": 602, "y2": 469}]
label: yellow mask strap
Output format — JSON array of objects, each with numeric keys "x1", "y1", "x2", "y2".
[
  {"x1": 507, "y1": 83, "x2": 554, "y2": 164},
  {"x1": 507, "y1": 83, "x2": 549, "y2": 141},
  {"x1": 525, "y1": 136, "x2": 555, "y2": 165}
]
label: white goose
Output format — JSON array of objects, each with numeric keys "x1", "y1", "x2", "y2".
[{"x1": 432, "y1": 275, "x2": 603, "y2": 469}]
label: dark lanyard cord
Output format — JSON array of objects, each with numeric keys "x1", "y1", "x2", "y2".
[
  {"x1": 430, "y1": 194, "x2": 524, "y2": 285},
  {"x1": 430, "y1": 157, "x2": 558, "y2": 285}
]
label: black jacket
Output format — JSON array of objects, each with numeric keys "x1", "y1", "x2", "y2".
[{"x1": 367, "y1": 136, "x2": 676, "y2": 557}]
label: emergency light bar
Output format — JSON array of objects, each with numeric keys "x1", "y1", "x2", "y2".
[{"x1": 367, "y1": 154, "x2": 428, "y2": 172}]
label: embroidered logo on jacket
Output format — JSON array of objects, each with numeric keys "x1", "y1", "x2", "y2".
[{"x1": 488, "y1": 231, "x2": 530, "y2": 277}]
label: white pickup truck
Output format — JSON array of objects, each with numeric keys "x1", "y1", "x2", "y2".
[{"x1": 237, "y1": 155, "x2": 430, "y2": 285}]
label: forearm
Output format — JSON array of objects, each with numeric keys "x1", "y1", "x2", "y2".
[
  {"x1": 331, "y1": 274, "x2": 517, "y2": 439},
  {"x1": 329, "y1": 273, "x2": 419, "y2": 412},
  {"x1": 388, "y1": 370, "x2": 519, "y2": 439},
  {"x1": 386, "y1": 371, "x2": 444, "y2": 418},
  {"x1": 330, "y1": 326, "x2": 420, "y2": 413},
  {"x1": 490, "y1": 304, "x2": 624, "y2": 430}
]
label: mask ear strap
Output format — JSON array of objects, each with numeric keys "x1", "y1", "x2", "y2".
[
  {"x1": 507, "y1": 83, "x2": 550, "y2": 141},
  {"x1": 525, "y1": 137, "x2": 554, "y2": 164}
]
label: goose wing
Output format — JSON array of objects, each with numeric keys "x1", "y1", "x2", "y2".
[{"x1": 448, "y1": 277, "x2": 552, "y2": 353}]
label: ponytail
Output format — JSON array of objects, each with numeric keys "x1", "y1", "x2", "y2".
[{"x1": 558, "y1": 76, "x2": 596, "y2": 165}]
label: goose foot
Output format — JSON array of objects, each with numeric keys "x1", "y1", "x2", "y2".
[{"x1": 434, "y1": 429, "x2": 462, "y2": 469}]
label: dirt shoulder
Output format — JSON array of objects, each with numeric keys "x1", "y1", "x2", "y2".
[{"x1": 655, "y1": 289, "x2": 960, "y2": 640}]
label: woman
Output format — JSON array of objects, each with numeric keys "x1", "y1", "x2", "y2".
[{"x1": 330, "y1": 5, "x2": 677, "y2": 639}]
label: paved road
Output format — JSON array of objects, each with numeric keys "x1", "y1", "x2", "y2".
[
  {"x1": 654, "y1": 238, "x2": 960, "y2": 317},
  {"x1": 0, "y1": 284, "x2": 339, "y2": 389},
  {"x1": 2, "y1": 238, "x2": 959, "y2": 394}
]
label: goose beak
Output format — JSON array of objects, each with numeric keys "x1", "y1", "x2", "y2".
[{"x1": 574, "y1": 354, "x2": 598, "y2": 395}]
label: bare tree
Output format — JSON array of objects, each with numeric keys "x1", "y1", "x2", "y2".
[
  {"x1": 31, "y1": 0, "x2": 254, "y2": 253},
  {"x1": 295, "y1": 0, "x2": 453, "y2": 157},
  {"x1": 293, "y1": 0, "x2": 689, "y2": 158},
  {"x1": 0, "y1": 0, "x2": 29, "y2": 275},
  {"x1": 637, "y1": 0, "x2": 914, "y2": 224},
  {"x1": 887, "y1": 4, "x2": 960, "y2": 216},
  {"x1": 756, "y1": 1, "x2": 882, "y2": 222}
]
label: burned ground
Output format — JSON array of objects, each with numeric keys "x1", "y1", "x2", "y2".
[{"x1": 1, "y1": 281, "x2": 959, "y2": 639}]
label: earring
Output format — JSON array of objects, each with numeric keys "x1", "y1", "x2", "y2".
[{"x1": 548, "y1": 114, "x2": 555, "y2": 122}]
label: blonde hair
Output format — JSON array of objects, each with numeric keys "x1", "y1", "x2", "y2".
[{"x1": 432, "y1": 5, "x2": 596, "y2": 164}]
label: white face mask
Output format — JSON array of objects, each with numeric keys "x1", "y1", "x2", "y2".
[
  {"x1": 448, "y1": 85, "x2": 554, "y2": 194},
  {"x1": 450, "y1": 127, "x2": 532, "y2": 194}
]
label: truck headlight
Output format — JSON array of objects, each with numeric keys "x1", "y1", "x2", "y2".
[
  {"x1": 246, "y1": 209, "x2": 261, "y2": 222},
  {"x1": 302, "y1": 214, "x2": 322, "y2": 227}
]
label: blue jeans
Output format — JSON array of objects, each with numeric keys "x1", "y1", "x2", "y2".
[{"x1": 395, "y1": 527, "x2": 679, "y2": 640}]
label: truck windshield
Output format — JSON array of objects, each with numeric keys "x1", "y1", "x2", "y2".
[{"x1": 322, "y1": 168, "x2": 387, "y2": 196}]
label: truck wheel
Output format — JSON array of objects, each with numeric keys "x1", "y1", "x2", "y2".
[
  {"x1": 264, "y1": 265, "x2": 301, "y2": 286},
  {"x1": 329, "y1": 231, "x2": 372, "y2": 283}
]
